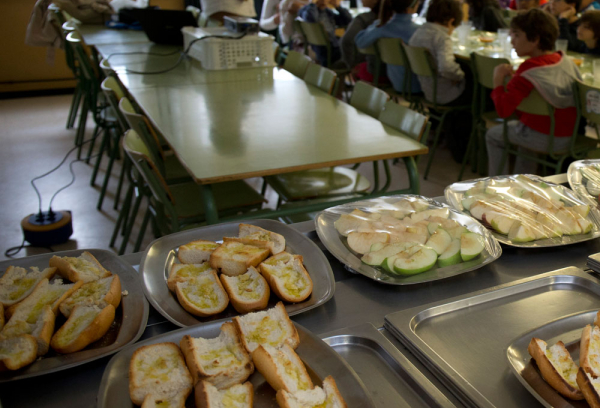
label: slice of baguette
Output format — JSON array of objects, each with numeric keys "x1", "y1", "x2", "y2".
[
  {"x1": 195, "y1": 380, "x2": 253, "y2": 408},
  {"x1": 276, "y1": 376, "x2": 347, "y2": 408},
  {"x1": 50, "y1": 304, "x2": 115, "y2": 354},
  {"x1": 233, "y1": 301, "x2": 299, "y2": 353},
  {"x1": 210, "y1": 241, "x2": 270, "y2": 276},
  {"x1": 49, "y1": 251, "x2": 111, "y2": 283},
  {"x1": 581, "y1": 323, "x2": 600, "y2": 378},
  {"x1": 175, "y1": 270, "x2": 229, "y2": 317},
  {"x1": 259, "y1": 252, "x2": 313, "y2": 303},
  {"x1": 180, "y1": 321, "x2": 254, "y2": 389},
  {"x1": 221, "y1": 223, "x2": 286, "y2": 255},
  {"x1": 178, "y1": 240, "x2": 221, "y2": 264},
  {"x1": 528, "y1": 337, "x2": 584, "y2": 400},
  {"x1": 252, "y1": 344, "x2": 313, "y2": 393},
  {"x1": 577, "y1": 367, "x2": 600, "y2": 408},
  {"x1": 220, "y1": 267, "x2": 270, "y2": 314},
  {"x1": 167, "y1": 262, "x2": 214, "y2": 292},
  {"x1": 141, "y1": 392, "x2": 188, "y2": 408},
  {"x1": 129, "y1": 342, "x2": 193, "y2": 406},
  {"x1": 0, "y1": 334, "x2": 38, "y2": 370},
  {"x1": 0, "y1": 266, "x2": 57, "y2": 307},
  {"x1": 59, "y1": 275, "x2": 121, "y2": 317}
]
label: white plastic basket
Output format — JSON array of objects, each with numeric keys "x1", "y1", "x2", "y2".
[{"x1": 182, "y1": 27, "x2": 276, "y2": 70}]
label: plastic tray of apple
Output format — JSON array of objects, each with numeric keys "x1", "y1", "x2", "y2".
[
  {"x1": 445, "y1": 174, "x2": 600, "y2": 248},
  {"x1": 567, "y1": 159, "x2": 600, "y2": 208}
]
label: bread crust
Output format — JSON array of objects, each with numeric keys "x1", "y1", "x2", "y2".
[
  {"x1": 577, "y1": 367, "x2": 600, "y2": 408},
  {"x1": 49, "y1": 251, "x2": 111, "y2": 283},
  {"x1": 238, "y1": 223, "x2": 286, "y2": 254},
  {"x1": 50, "y1": 304, "x2": 116, "y2": 354},
  {"x1": 0, "y1": 334, "x2": 38, "y2": 370},
  {"x1": 259, "y1": 253, "x2": 313, "y2": 303},
  {"x1": 580, "y1": 324, "x2": 600, "y2": 378},
  {"x1": 528, "y1": 337, "x2": 584, "y2": 400},
  {"x1": 0, "y1": 266, "x2": 57, "y2": 307},
  {"x1": 219, "y1": 267, "x2": 270, "y2": 314},
  {"x1": 177, "y1": 240, "x2": 220, "y2": 264},
  {"x1": 59, "y1": 275, "x2": 121, "y2": 317},
  {"x1": 210, "y1": 242, "x2": 270, "y2": 276},
  {"x1": 251, "y1": 344, "x2": 313, "y2": 393},
  {"x1": 175, "y1": 271, "x2": 229, "y2": 317},
  {"x1": 323, "y1": 375, "x2": 348, "y2": 408},
  {"x1": 167, "y1": 263, "x2": 213, "y2": 293},
  {"x1": 35, "y1": 305, "x2": 57, "y2": 356},
  {"x1": 195, "y1": 380, "x2": 254, "y2": 408}
]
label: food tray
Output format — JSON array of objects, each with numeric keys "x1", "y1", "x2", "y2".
[
  {"x1": 321, "y1": 323, "x2": 457, "y2": 408},
  {"x1": 445, "y1": 175, "x2": 600, "y2": 248},
  {"x1": 97, "y1": 321, "x2": 375, "y2": 408},
  {"x1": 383, "y1": 267, "x2": 600, "y2": 408},
  {"x1": 315, "y1": 195, "x2": 501, "y2": 285},
  {"x1": 568, "y1": 160, "x2": 600, "y2": 207},
  {"x1": 0, "y1": 249, "x2": 149, "y2": 382},
  {"x1": 139, "y1": 219, "x2": 334, "y2": 327},
  {"x1": 507, "y1": 310, "x2": 597, "y2": 408}
]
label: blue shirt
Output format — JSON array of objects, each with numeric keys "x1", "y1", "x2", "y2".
[
  {"x1": 581, "y1": 0, "x2": 600, "y2": 12},
  {"x1": 355, "y1": 13, "x2": 421, "y2": 93}
]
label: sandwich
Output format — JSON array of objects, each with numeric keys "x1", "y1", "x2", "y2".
[
  {"x1": 577, "y1": 367, "x2": 600, "y2": 408},
  {"x1": 252, "y1": 344, "x2": 313, "y2": 393},
  {"x1": 49, "y1": 251, "x2": 111, "y2": 283},
  {"x1": 528, "y1": 337, "x2": 584, "y2": 400},
  {"x1": 219, "y1": 267, "x2": 270, "y2": 314},
  {"x1": 210, "y1": 241, "x2": 270, "y2": 276},
  {"x1": 581, "y1": 322, "x2": 600, "y2": 377},
  {"x1": 175, "y1": 270, "x2": 229, "y2": 317},
  {"x1": 195, "y1": 381, "x2": 253, "y2": 408},
  {"x1": 180, "y1": 321, "x2": 254, "y2": 389},
  {"x1": 259, "y1": 252, "x2": 313, "y2": 303},
  {"x1": 223, "y1": 224, "x2": 286, "y2": 255},
  {"x1": 233, "y1": 302, "x2": 299, "y2": 353},
  {"x1": 276, "y1": 376, "x2": 347, "y2": 408},
  {"x1": 178, "y1": 240, "x2": 221, "y2": 264},
  {"x1": 0, "y1": 266, "x2": 57, "y2": 307},
  {"x1": 129, "y1": 342, "x2": 193, "y2": 408},
  {"x1": 59, "y1": 275, "x2": 121, "y2": 317},
  {"x1": 167, "y1": 262, "x2": 214, "y2": 292},
  {"x1": 0, "y1": 334, "x2": 38, "y2": 370},
  {"x1": 50, "y1": 304, "x2": 116, "y2": 354}
]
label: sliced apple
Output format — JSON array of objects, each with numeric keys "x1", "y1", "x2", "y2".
[
  {"x1": 427, "y1": 222, "x2": 441, "y2": 235},
  {"x1": 380, "y1": 243, "x2": 421, "y2": 271},
  {"x1": 392, "y1": 247, "x2": 438, "y2": 276},
  {"x1": 425, "y1": 228, "x2": 452, "y2": 255},
  {"x1": 570, "y1": 205, "x2": 591, "y2": 218},
  {"x1": 485, "y1": 212, "x2": 516, "y2": 235},
  {"x1": 555, "y1": 209, "x2": 582, "y2": 235},
  {"x1": 334, "y1": 212, "x2": 370, "y2": 236},
  {"x1": 468, "y1": 202, "x2": 489, "y2": 220},
  {"x1": 428, "y1": 216, "x2": 460, "y2": 229},
  {"x1": 410, "y1": 201, "x2": 430, "y2": 212},
  {"x1": 347, "y1": 232, "x2": 390, "y2": 254},
  {"x1": 369, "y1": 242, "x2": 386, "y2": 253},
  {"x1": 507, "y1": 221, "x2": 536, "y2": 243},
  {"x1": 446, "y1": 225, "x2": 468, "y2": 239},
  {"x1": 389, "y1": 231, "x2": 428, "y2": 245},
  {"x1": 406, "y1": 224, "x2": 429, "y2": 237},
  {"x1": 410, "y1": 208, "x2": 450, "y2": 223},
  {"x1": 362, "y1": 242, "x2": 415, "y2": 266},
  {"x1": 438, "y1": 238, "x2": 462, "y2": 267},
  {"x1": 535, "y1": 213, "x2": 563, "y2": 238},
  {"x1": 461, "y1": 232, "x2": 484, "y2": 261}
]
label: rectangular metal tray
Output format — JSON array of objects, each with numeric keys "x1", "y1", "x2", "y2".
[
  {"x1": 139, "y1": 219, "x2": 335, "y2": 327},
  {"x1": 384, "y1": 267, "x2": 600, "y2": 408},
  {"x1": 0, "y1": 249, "x2": 149, "y2": 382},
  {"x1": 321, "y1": 323, "x2": 457, "y2": 408},
  {"x1": 315, "y1": 195, "x2": 501, "y2": 285},
  {"x1": 507, "y1": 310, "x2": 597, "y2": 408},
  {"x1": 97, "y1": 321, "x2": 375, "y2": 408}
]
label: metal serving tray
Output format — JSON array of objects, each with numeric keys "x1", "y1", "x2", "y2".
[
  {"x1": 139, "y1": 219, "x2": 335, "y2": 327},
  {"x1": 97, "y1": 321, "x2": 375, "y2": 408},
  {"x1": 0, "y1": 249, "x2": 149, "y2": 382},
  {"x1": 315, "y1": 195, "x2": 501, "y2": 285},
  {"x1": 568, "y1": 159, "x2": 600, "y2": 208},
  {"x1": 321, "y1": 323, "x2": 457, "y2": 408},
  {"x1": 507, "y1": 310, "x2": 597, "y2": 408},
  {"x1": 384, "y1": 267, "x2": 600, "y2": 408}
]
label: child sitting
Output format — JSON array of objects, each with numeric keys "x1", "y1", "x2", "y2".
[
  {"x1": 551, "y1": 0, "x2": 585, "y2": 51},
  {"x1": 577, "y1": 10, "x2": 600, "y2": 54},
  {"x1": 485, "y1": 8, "x2": 582, "y2": 176},
  {"x1": 466, "y1": 0, "x2": 507, "y2": 32}
]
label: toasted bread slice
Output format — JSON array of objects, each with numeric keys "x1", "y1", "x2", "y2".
[
  {"x1": 528, "y1": 337, "x2": 584, "y2": 400},
  {"x1": 252, "y1": 344, "x2": 313, "y2": 393},
  {"x1": 222, "y1": 224, "x2": 285, "y2": 255},
  {"x1": 581, "y1": 324, "x2": 600, "y2": 378},
  {"x1": 577, "y1": 367, "x2": 600, "y2": 408},
  {"x1": 167, "y1": 262, "x2": 214, "y2": 292},
  {"x1": 180, "y1": 321, "x2": 253, "y2": 388},
  {"x1": 141, "y1": 392, "x2": 188, "y2": 408},
  {"x1": 195, "y1": 381, "x2": 254, "y2": 408},
  {"x1": 210, "y1": 241, "x2": 270, "y2": 276},
  {"x1": 276, "y1": 376, "x2": 347, "y2": 408},
  {"x1": 129, "y1": 342, "x2": 193, "y2": 406},
  {"x1": 49, "y1": 251, "x2": 111, "y2": 283},
  {"x1": 233, "y1": 301, "x2": 299, "y2": 353},
  {"x1": 178, "y1": 240, "x2": 220, "y2": 264},
  {"x1": 51, "y1": 304, "x2": 115, "y2": 354},
  {"x1": 59, "y1": 275, "x2": 121, "y2": 317},
  {"x1": 0, "y1": 266, "x2": 57, "y2": 307},
  {"x1": 220, "y1": 267, "x2": 270, "y2": 314},
  {"x1": 259, "y1": 252, "x2": 313, "y2": 303},
  {"x1": 175, "y1": 270, "x2": 229, "y2": 317},
  {"x1": 0, "y1": 334, "x2": 38, "y2": 370}
]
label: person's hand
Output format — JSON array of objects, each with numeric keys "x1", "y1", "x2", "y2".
[
  {"x1": 274, "y1": 12, "x2": 281, "y2": 24},
  {"x1": 559, "y1": 5, "x2": 577, "y2": 21},
  {"x1": 493, "y1": 64, "x2": 514, "y2": 88}
]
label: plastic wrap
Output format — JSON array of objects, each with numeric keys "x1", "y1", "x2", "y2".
[{"x1": 568, "y1": 160, "x2": 600, "y2": 208}]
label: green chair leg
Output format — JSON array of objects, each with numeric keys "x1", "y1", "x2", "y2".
[
  {"x1": 67, "y1": 84, "x2": 83, "y2": 129},
  {"x1": 458, "y1": 124, "x2": 479, "y2": 181},
  {"x1": 97, "y1": 129, "x2": 119, "y2": 210},
  {"x1": 110, "y1": 182, "x2": 133, "y2": 248},
  {"x1": 424, "y1": 111, "x2": 449, "y2": 180},
  {"x1": 134, "y1": 207, "x2": 152, "y2": 252},
  {"x1": 114, "y1": 157, "x2": 129, "y2": 210},
  {"x1": 85, "y1": 124, "x2": 101, "y2": 164},
  {"x1": 75, "y1": 95, "x2": 90, "y2": 160},
  {"x1": 91, "y1": 127, "x2": 109, "y2": 186},
  {"x1": 119, "y1": 193, "x2": 143, "y2": 255}
]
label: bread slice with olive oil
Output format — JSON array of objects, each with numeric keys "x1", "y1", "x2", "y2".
[
  {"x1": 223, "y1": 224, "x2": 286, "y2": 255},
  {"x1": 175, "y1": 270, "x2": 229, "y2": 317},
  {"x1": 252, "y1": 344, "x2": 313, "y2": 393},
  {"x1": 178, "y1": 240, "x2": 221, "y2": 264},
  {"x1": 276, "y1": 375, "x2": 348, "y2": 408},
  {"x1": 210, "y1": 241, "x2": 270, "y2": 277},
  {"x1": 0, "y1": 266, "x2": 57, "y2": 307},
  {"x1": 50, "y1": 304, "x2": 115, "y2": 354},
  {"x1": 59, "y1": 275, "x2": 121, "y2": 318},
  {"x1": 220, "y1": 267, "x2": 270, "y2": 314},
  {"x1": 49, "y1": 251, "x2": 111, "y2": 283},
  {"x1": 195, "y1": 380, "x2": 254, "y2": 408},
  {"x1": 259, "y1": 252, "x2": 313, "y2": 303},
  {"x1": 167, "y1": 262, "x2": 214, "y2": 292}
]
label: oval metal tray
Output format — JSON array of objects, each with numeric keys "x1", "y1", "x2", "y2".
[
  {"x1": 568, "y1": 159, "x2": 600, "y2": 208},
  {"x1": 315, "y1": 195, "x2": 501, "y2": 285}
]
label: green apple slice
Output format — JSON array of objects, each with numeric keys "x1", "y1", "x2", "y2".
[
  {"x1": 382, "y1": 244, "x2": 421, "y2": 272},
  {"x1": 446, "y1": 225, "x2": 468, "y2": 239},
  {"x1": 571, "y1": 205, "x2": 591, "y2": 218},
  {"x1": 425, "y1": 229, "x2": 452, "y2": 255},
  {"x1": 576, "y1": 216, "x2": 594, "y2": 234},
  {"x1": 392, "y1": 247, "x2": 438, "y2": 276},
  {"x1": 438, "y1": 239, "x2": 462, "y2": 267},
  {"x1": 427, "y1": 222, "x2": 441, "y2": 235},
  {"x1": 410, "y1": 208, "x2": 450, "y2": 223},
  {"x1": 362, "y1": 242, "x2": 416, "y2": 266},
  {"x1": 507, "y1": 221, "x2": 536, "y2": 243},
  {"x1": 369, "y1": 242, "x2": 386, "y2": 253},
  {"x1": 485, "y1": 212, "x2": 515, "y2": 235},
  {"x1": 347, "y1": 232, "x2": 390, "y2": 254},
  {"x1": 461, "y1": 232, "x2": 484, "y2": 261}
]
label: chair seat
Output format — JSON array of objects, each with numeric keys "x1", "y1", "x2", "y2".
[
  {"x1": 266, "y1": 167, "x2": 370, "y2": 202},
  {"x1": 573, "y1": 135, "x2": 598, "y2": 153},
  {"x1": 480, "y1": 111, "x2": 503, "y2": 123}
]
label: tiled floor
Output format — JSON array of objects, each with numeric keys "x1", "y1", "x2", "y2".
[{"x1": 0, "y1": 93, "x2": 480, "y2": 262}]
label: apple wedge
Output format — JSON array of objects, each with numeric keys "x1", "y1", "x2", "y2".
[
  {"x1": 392, "y1": 247, "x2": 438, "y2": 276},
  {"x1": 425, "y1": 228, "x2": 452, "y2": 255},
  {"x1": 507, "y1": 221, "x2": 536, "y2": 243},
  {"x1": 347, "y1": 232, "x2": 390, "y2": 254},
  {"x1": 381, "y1": 243, "x2": 421, "y2": 272},
  {"x1": 437, "y1": 238, "x2": 462, "y2": 267},
  {"x1": 410, "y1": 208, "x2": 450, "y2": 223},
  {"x1": 362, "y1": 242, "x2": 416, "y2": 266},
  {"x1": 334, "y1": 211, "x2": 370, "y2": 236},
  {"x1": 446, "y1": 225, "x2": 468, "y2": 239},
  {"x1": 484, "y1": 212, "x2": 515, "y2": 235},
  {"x1": 427, "y1": 222, "x2": 440, "y2": 235},
  {"x1": 461, "y1": 232, "x2": 484, "y2": 261}
]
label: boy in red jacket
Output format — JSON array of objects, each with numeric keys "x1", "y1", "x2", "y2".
[{"x1": 486, "y1": 9, "x2": 582, "y2": 176}]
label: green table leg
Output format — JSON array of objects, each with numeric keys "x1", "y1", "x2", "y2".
[
  {"x1": 403, "y1": 156, "x2": 420, "y2": 194},
  {"x1": 200, "y1": 184, "x2": 219, "y2": 224}
]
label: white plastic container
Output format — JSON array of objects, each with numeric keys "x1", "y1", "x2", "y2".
[{"x1": 182, "y1": 26, "x2": 276, "y2": 70}]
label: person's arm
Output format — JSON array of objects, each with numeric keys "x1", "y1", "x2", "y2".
[
  {"x1": 298, "y1": 4, "x2": 318, "y2": 22},
  {"x1": 341, "y1": 15, "x2": 372, "y2": 67},
  {"x1": 334, "y1": 6, "x2": 353, "y2": 26},
  {"x1": 481, "y1": 7, "x2": 507, "y2": 32},
  {"x1": 491, "y1": 73, "x2": 535, "y2": 118},
  {"x1": 354, "y1": 20, "x2": 385, "y2": 48},
  {"x1": 260, "y1": 0, "x2": 280, "y2": 31},
  {"x1": 434, "y1": 34, "x2": 465, "y2": 81}
]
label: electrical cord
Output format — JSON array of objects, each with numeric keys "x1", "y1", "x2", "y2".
[{"x1": 4, "y1": 238, "x2": 54, "y2": 258}]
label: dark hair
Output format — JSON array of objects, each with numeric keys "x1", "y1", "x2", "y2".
[
  {"x1": 426, "y1": 0, "x2": 463, "y2": 26},
  {"x1": 510, "y1": 8, "x2": 558, "y2": 51},
  {"x1": 580, "y1": 10, "x2": 600, "y2": 40},
  {"x1": 564, "y1": 0, "x2": 582, "y2": 9},
  {"x1": 466, "y1": 0, "x2": 501, "y2": 17},
  {"x1": 377, "y1": 0, "x2": 415, "y2": 25}
]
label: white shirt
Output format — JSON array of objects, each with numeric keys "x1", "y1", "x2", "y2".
[{"x1": 200, "y1": 0, "x2": 257, "y2": 18}]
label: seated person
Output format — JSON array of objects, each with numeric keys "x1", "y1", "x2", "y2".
[
  {"x1": 466, "y1": 0, "x2": 507, "y2": 32},
  {"x1": 354, "y1": 0, "x2": 422, "y2": 93},
  {"x1": 260, "y1": 0, "x2": 309, "y2": 44},
  {"x1": 551, "y1": 0, "x2": 586, "y2": 51},
  {"x1": 580, "y1": 0, "x2": 600, "y2": 12},
  {"x1": 577, "y1": 10, "x2": 600, "y2": 54},
  {"x1": 200, "y1": 0, "x2": 257, "y2": 24},
  {"x1": 298, "y1": 0, "x2": 353, "y2": 66},
  {"x1": 486, "y1": 9, "x2": 582, "y2": 176}
]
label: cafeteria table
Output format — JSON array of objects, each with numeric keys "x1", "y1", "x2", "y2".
[
  {"x1": 77, "y1": 25, "x2": 150, "y2": 46},
  {"x1": 2, "y1": 183, "x2": 600, "y2": 408}
]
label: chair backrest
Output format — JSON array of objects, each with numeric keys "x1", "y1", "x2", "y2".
[
  {"x1": 357, "y1": 45, "x2": 376, "y2": 55},
  {"x1": 99, "y1": 58, "x2": 114, "y2": 76},
  {"x1": 401, "y1": 43, "x2": 435, "y2": 78},
  {"x1": 376, "y1": 37, "x2": 406, "y2": 67},
  {"x1": 303, "y1": 64, "x2": 337, "y2": 94},
  {"x1": 66, "y1": 31, "x2": 98, "y2": 88},
  {"x1": 378, "y1": 100, "x2": 429, "y2": 142},
  {"x1": 575, "y1": 80, "x2": 600, "y2": 124},
  {"x1": 517, "y1": 88, "x2": 553, "y2": 116},
  {"x1": 350, "y1": 81, "x2": 390, "y2": 118},
  {"x1": 283, "y1": 50, "x2": 312, "y2": 78},
  {"x1": 299, "y1": 20, "x2": 329, "y2": 47},
  {"x1": 470, "y1": 52, "x2": 509, "y2": 90},
  {"x1": 101, "y1": 77, "x2": 128, "y2": 130}
]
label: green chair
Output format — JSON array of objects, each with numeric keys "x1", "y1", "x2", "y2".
[
  {"x1": 303, "y1": 64, "x2": 338, "y2": 94},
  {"x1": 283, "y1": 50, "x2": 312, "y2": 78},
  {"x1": 378, "y1": 100, "x2": 430, "y2": 143},
  {"x1": 575, "y1": 80, "x2": 600, "y2": 157},
  {"x1": 375, "y1": 37, "x2": 421, "y2": 108},
  {"x1": 292, "y1": 19, "x2": 309, "y2": 55},
  {"x1": 401, "y1": 43, "x2": 471, "y2": 179},
  {"x1": 356, "y1": 45, "x2": 382, "y2": 86},
  {"x1": 350, "y1": 81, "x2": 390, "y2": 118}
]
